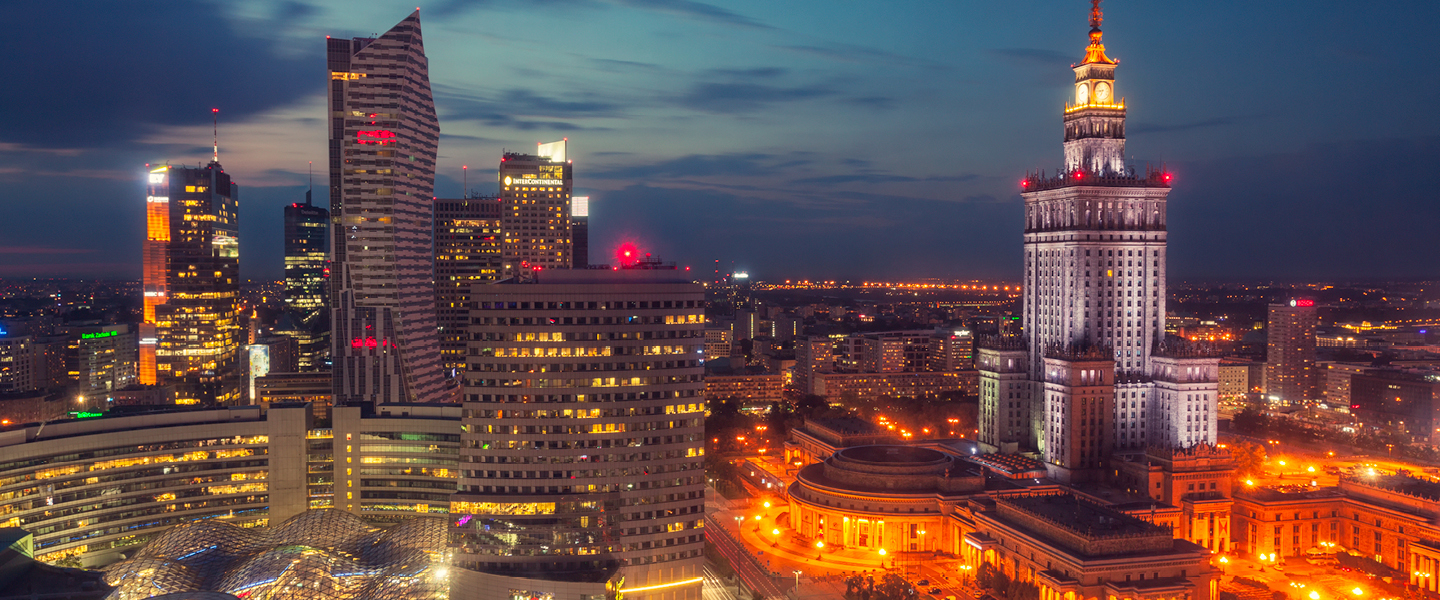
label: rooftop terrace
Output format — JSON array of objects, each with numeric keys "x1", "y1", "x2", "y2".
[{"x1": 1000, "y1": 492, "x2": 1166, "y2": 539}]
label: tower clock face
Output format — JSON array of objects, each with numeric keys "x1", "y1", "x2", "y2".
[
  {"x1": 1077, "y1": 83, "x2": 1089, "y2": 103},
  {"x1": 1095, "y1": 82, "x2": 1111, "y2": 101}
]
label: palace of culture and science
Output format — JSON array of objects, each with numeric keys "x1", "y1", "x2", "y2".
[{"x1": 978, "y1": 1, "x2": 1220, "y2": 483}]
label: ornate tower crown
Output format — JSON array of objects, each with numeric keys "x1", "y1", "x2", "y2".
[
  {"x1": 1063, "y1": 0, "x2": 1125, "y2": 175},
  {"x1": 1081, "y1": 0, "x2": 1115, "y2": 66}
]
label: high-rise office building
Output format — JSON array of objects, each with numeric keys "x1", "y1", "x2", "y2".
[
  {"x1": 283, "y1": 190, "x2": 330, "y2": 371},
  {"x1": 434, "y1": 195, "x2": 503, "y2": 376},
  {"x1": 500, "y1": 140, "x2": 573, "y2": 270},
  {"x1": 57, "y1": 324, "x2": 139, "y2": 397},
  {"x1": 141, "y1": 162, "x2": 242, "y2": 405},
  {"x1": 977, "y1": 3, "x2": 1218, "y2": 480},
  {"x1": 453, "y1": 268, "x2": 706, "y2": 599},
  {"x1": 327, "y1": 11, "x2": 449, "y2": 404},
  {"x1": 573, "y1": 195, "x2": 590, "y2": 268},
  {"x1": 1265, "y1": 299, "x2": 1318, "y2": 405}
]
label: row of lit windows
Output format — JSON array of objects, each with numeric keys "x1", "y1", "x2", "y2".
[{"x1": 466, "y1": 375, "x2": 701, "y2": 388}]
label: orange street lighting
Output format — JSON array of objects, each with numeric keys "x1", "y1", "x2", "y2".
[
  {"x1": 1352, "y1": 588, "x2": 1364, "y2": 596},
  {"x1": 815, "y1": 541, "x2": 824, "y2": 549},
  {"x1": 1310, "y1": 592, "x2": 1321, "y2": 600},
  {"x1": 1307, "y1": 466, "x2": 1316, "y2": 473},
  {"x1": 763, "y1": 501, "x2": 771, "y2": 508},
  {"x1": 1245, "y1": 479, "x2": 1255, "y2": 486},
  {"x1": 772, "y1": 528, "x2": 780, "y2": 536},
  {"x1": 878, "y1": 549, "x2": 887, "y2": 556}
]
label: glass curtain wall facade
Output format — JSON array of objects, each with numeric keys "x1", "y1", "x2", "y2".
[
  {"x1": 283, "y1": 197, "x2": 330, "y2": 371},
  {"x1": 145, "y1": 162, "x2": 242, "y2": 405}
]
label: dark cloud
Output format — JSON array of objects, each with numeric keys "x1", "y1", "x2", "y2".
[
  {"x1": 707, "y1": 67, "x2": 787, "y2": 79},
  {"x1": 843, "y1": 96, "x2": 897, "y2": 110},
  {"x1": 788, "y1": 173, "x2": 980, "y2": 186},
  {"x1": 427, "y1": 0, "x2": 597, "y2": 18},
  {"x1": 772, "y1": 43, "x2": 942, "y2": 70},
  {"x1": 612, "y1": 0, "x2": 771, "y2": 29},
  {"x1": 0, "y1": 247, "x2": 94, "y2": 255},
  {"x1": 436, "y1": 86, "x2": 620, "y2": 131},
  {"x1": 271, "y1": 0, "x2": 318, "y2": 19},
  {"x1": 989, "y1": 48, "x2": 1073, "y2": 65},
  {"x1": 0, "y1": 0, "x2": 315, "y2": 149},
  {"x1": 675, "y1": 82, "x2": 836, "y2": 113},
  {"x1": 1130, "y1": 114, "x2": 1266, "y2": 135},
  {"x1": 588, "y1": 153, "x2": 802, "y2": 180},
  {"x1": 588, "y1": 58, "x2": 666, "y2": 72}
]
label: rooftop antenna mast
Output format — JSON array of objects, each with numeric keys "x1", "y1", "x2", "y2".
[
  {"x1": 211, "y1": 108, "x2": 220, "y2": 163},
  {"x1": 463, "y1": 165, "x2": 468, "y2": 199},
  {"x1": 307, "y1": 161, "x2": 313, "y2": 205}
]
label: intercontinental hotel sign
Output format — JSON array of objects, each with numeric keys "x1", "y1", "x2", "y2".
[{"x1": 504, "y1": 176, "x2": 564, "y2": 186}]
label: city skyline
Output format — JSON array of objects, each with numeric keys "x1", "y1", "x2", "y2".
[{"x1": 3, "y1": 1, "x2": 1439, "y2": 283}]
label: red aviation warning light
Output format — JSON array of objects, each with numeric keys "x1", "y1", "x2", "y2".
[
  {"x1": 1163, "y1": 173, "x2": 1173, "y2": 183},
  {"x1": 1074, "y1": 171, "x2": 1084, "y2": 180},
  {"x1": 616, "y1": 242, "x2": 641, "y2": 267}
]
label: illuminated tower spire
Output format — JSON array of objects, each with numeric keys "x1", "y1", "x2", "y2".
[
  {"x1": 211, "y1": 108, "x2": 220, "y2": 163},
  {"x1": 1064, "y1": 0, "x2": 1124, "y2": 174}
]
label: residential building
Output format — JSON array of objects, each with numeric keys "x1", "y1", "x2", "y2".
[
  {"x1": 1321, "y1": 362, "x2": 1371, "y2": 411},
  {"x1": 1265, "y1": 300, "x2": 1319, "y2": 405},
  {"x1": 1218, "y1": 358, "x2": 1262, "y2": 401},
  {"x1": 793, "y1": 336, "x2": 834, "y2": 394},
  {"x1": 1348, "y1": 367, "x2": 1440, "y2": 442},
  {"x1": 327, "y1": 11, "x2": 449, "y2": 404},
  {"x1": 703, "y1": 324, "x2": 731, "y2": 361},
  {"x1": 0, "y1": 336, "x2": 41, "y2": 393},
  {"x1": 928, "y1": 329, "x2": 975, "y2": 372},
  {"x1": 704, "y1": 373, "x2": 784, "y2": 404},
  {"x1": 811, "y1": 371, "x2": 975, "y2": 399}
]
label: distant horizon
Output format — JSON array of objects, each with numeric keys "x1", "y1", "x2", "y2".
[{"x1": 3, "y1": 275, "x2": 1434, "y2": 287}]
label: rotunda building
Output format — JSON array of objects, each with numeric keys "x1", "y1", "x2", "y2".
[{"x1": 786, "y1": 445, "x2": 983, "y2": 554}]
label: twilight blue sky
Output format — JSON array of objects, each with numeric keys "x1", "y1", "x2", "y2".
[{"x1": 2, "y1": 0, "x2": 1438, "y2": 282}]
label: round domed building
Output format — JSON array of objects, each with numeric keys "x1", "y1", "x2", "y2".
[{"x1": 786, "y1": 445, "x2": 984, "y2": 553}]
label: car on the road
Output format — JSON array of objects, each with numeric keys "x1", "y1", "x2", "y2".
[
  {"x1": 928, "y1": 587, "x2": 942, "y2": 594},
  {"x1": 917, "y1": 580, "x2": 930, "y2": 586}
]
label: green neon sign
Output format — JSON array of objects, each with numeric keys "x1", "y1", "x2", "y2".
[
  {"x1": 81, "y1": 331, "x2": 118, "y2": 340},
  {"x1": 69, "y1": 411, "x2": 104, "y2": 419}
]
